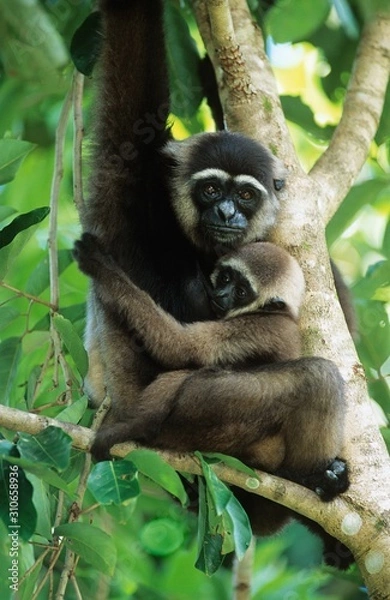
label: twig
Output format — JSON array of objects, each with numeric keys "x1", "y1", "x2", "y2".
[
  {"x1": 48, "y1": 86, "x2": 74, "y2": 401},
  {"x1": 18, "y1": 546, "x2": 53, "y2": 587},
  {"x1": 48, "y1": 86, "x2": 73, "y2": 311},
  {"x1": 54, "y1": 397, "x2": 110, "y2": 597},
  {"x1": 71, "y1": 573, "x2": 83, "y2": 600},
  {"x1": 31, "y1": 540, "x2": 65, "y2": 600},
  {"x1": 234, "y1": 537, "x2": 255, "y2": 600},
  {"x1": 72, "y1": 69, "x2": 85, "y2": 212},
  {"x1": 0, "y1": 280, "x2": 56, "y2": 310},
  {"x1": 30, "y1": 343, "x2": 55, "y2": 406}
]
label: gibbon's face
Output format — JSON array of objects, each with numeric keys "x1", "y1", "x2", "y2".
[
  {"x1": 192, "y1": 169, "x2": 266, "y2": 249},
  {"x1": 164, "y1": 132, "x2": 283, "y2": 253},
  {"x1": 210, "y1": 242, "x2": 306, "y2": 320},
  {"x1": 209, "y1": 264, "x2": 258, "y2": 318}
]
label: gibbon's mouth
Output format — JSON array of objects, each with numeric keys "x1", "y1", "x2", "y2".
[
  {"x1": 210, "y1": 299, "x2": 228, "y2": 318},
  {"x1": 206, "y1": 225, "x2": 245, "y2": 234},
  {"x1": 204, "y1": 225, "x2": 245, "y2": 243}
]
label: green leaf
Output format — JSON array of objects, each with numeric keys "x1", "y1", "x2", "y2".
[
  {"x1": 0, "y1": 207, "x2": 49, "y2": 250},
  {"x1": 28, "y1": 474, "x2": 52, "y2": 541},
  {"x1": 357, "y1": 301, "x2": 390, "y2": 370},
  {"x1": 281, "y1": 96, "x2": 334, "y2": 141},
  {"x1": 353, "y1": 260, "x2": 390, "y2": 301},
  {"x1": 164, "y1": 3, "x2": 203, "y2": 118},
  {"x1": 196, "y1": 453, "x2": 231, "y2": 516},
  {"x1": 373, "y1": 287, "x2": 390, "y2": 302},
  {"x1": 52, "y1": 314, "x2": 89, "y2": 378},
  {"x1": 0, "y1": 337, "x2": 21, "y2": 406},
  {"x1": 327, "y1": 180, "x2": 390, "y2": 245},
  {"x1": 140, "y1": 518, "x2": 185, "y2": 556},
  {"x1": 370, "y1": 380, "x2": 390, "y2": 415},
  {"x1": 127, "y1": 448, "x2": 188, "y2": 505},
  {"x1": 195, "y1": 477, "x2": 224, "y2": 575},
  {"x1": 70, "y1": 11, "x2": 103, "y2": 76},
  {"x1": 381, "y1": 427, "x2": 390, "y2": 453},
  {"x1": 224, "y1": 494, "x2": 252, "y2": 560},
  {"x1": 0, "y1": 306, "x2": 20, "y2": 332},
  {"x1": 377, "y1": 84, "x2": 390, "y2": 146},
  {"x1": 34, "y1": 303, "x2": 86, "y2": 332},
  {"x1": 17, "y1": 461, "x2": 71, "y2": 493},
  {"x1": 26, "y1": 249, "x2": 74, "y2": 296},
  {"x1": 309, "y1": 23, "x2": 357, "y2": 100},
  {"x1": 87, "y1": 460, "x2": 140, "y2": 505},
  {"x1": 56, "y1": 397, "x2": 88, "y2": 424},
  {"x1": 203, "y1": 453, "x2": 258, "y2": 478},
  {"x1": 54, "y1": 523, "x2": 117, "y2": 576},
  {"x1": 17, "y1": 426, "x2": 72, "y2": 472},
  {"x1": 265, "y1": 0, "x2": 330, "y2": 43},
  {"x1": 0, "y1": 206, "x2": 17, "y2": 224},
  {"x1": 383, "y1": 219, "x2": 390, "y2": 260},
  {"x1": 0, "y1": 456, "x2": 37, "y2": 541},
  {"x1": 1, "y1": 447, "x2": 71, "y2": 494},
  {"x1": 0, "y1": 207, "x2": 50, "y2": 278},
  {"x1": 0, "y1": 139, "x2": 36, "y2": 184}
]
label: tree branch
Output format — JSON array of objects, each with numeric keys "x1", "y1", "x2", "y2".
[
  {"x1": 72, "y1": 69, "x2": 85, "y2": 213},
  {"x1": 193, "y1": 0, "x2": 300, "y2": 170},
  {"x1": 193, "y1": 2, "x2": 390, "y2": 598},
  {"x1": 2, "y1": 404, "x2": 390, "y2": 597},
  {"x1": 0, "y1": 405, "x2": 353, "y2": 532},
  {"x1": 310, "y1": 12, "x2": 390, "y2": 222}
]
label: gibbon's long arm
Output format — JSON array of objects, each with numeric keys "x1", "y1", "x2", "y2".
[
  {"x1": 81, "y1": 0, "x2": 170, "y2": 247},
  {"x1": 74, "y1": 234, "x2": 301, "y2": 369}
]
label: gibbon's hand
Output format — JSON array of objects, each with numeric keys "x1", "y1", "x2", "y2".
[
  {"x1": 73, "y1": 232, "x2": 117, "y2": 279},
  {"x1": 303, "y1": 458, "x2": 350, "y2": 501}
]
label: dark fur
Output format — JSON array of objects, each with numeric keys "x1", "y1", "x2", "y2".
[{"x1": 80, "y1": 0, "x2": 352, "y2": 568}]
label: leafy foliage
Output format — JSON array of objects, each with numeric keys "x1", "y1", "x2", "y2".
[{"x1": 0, "y1": 0, "x2": 388, "y2": 598}]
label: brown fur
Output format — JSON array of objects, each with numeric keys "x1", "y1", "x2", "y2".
[{"x1": 75, "y1": 234, "x2": 346, "y2": 482}]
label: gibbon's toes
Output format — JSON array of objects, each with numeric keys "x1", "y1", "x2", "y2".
[
  {"x1": 323, "y1": 539, "x2": 355, "y2": 570},
  {"x1": 314, "y1": 458, "x2": 350, "y2": 501},
  {"x1": 90, "y1": 437, "x2": 112, "y2": 462}
]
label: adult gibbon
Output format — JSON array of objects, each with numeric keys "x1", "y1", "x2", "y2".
[{"x1": 79, "y1": 0, "x2": 352, "y2": 567}]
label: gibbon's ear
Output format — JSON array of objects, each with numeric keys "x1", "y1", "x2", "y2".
[{"x1": 271, "y1": 155, "x2": 287, "y2": 191}]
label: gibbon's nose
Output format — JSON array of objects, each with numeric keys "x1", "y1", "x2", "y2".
[
  {"x1": 212, "y1": 287, "x2": 233, "y2": 312},
  {"x1": 217, "y1": 199, "x2": 236, "y2": 222}
]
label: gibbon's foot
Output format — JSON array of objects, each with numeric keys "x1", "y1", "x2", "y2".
[
  {"x1": 311, "y1": 459, "x2": 350, "y2": 501},
  {"x1": 73, "y1": 232, "x2": 116, "y2": 278},
  {"x1": 90, "y1": 438, "x2": 112, "y2": 462},
  {"x1": 323, "y1": 539, "x2": 354, "y2": 570}
]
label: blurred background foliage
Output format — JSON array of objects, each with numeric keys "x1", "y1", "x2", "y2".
[{"x1": 0, "y1": 0, "x2": 389, "y2": 598}]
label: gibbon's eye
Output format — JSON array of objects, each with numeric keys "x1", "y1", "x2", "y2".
[
  {"x1": 203, "y1": 183, "x2": 220, "y2": 198},
  {"x1": 235, "y1": 286, "x2": 248, "y2": 299},
  {"x1": 238, "y1": 189, "x2": 254, "y2": 201},
  {"x1": 220, "y1": 271, "x2": 231, "y2": 285}
]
